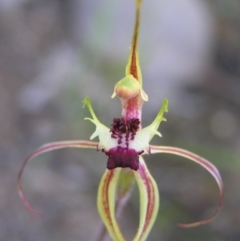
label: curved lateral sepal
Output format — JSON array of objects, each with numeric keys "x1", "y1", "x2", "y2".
[
  {"x1": 17, "y1": 140, "x2": 98, "y2": 216},
  {"x1": 150, "y1": 145, "x2": 224, "y2": 228},
  {"x1": 97, "y1": 169, "x2": 126, "y2": 241},
  {"x1": 133, "y1": 157, "x2": 159, "y2": 241}
]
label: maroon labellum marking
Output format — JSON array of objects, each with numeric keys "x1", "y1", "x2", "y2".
[
  {"x1": 106, "y1": 147, "x2": 140, "y2": 171},
  {"x1": 110, "y1": 117, "x2": 140, "y2": 140},
  {"x1": 105, "y1": 118, "x2": 143, "y2": 171}
]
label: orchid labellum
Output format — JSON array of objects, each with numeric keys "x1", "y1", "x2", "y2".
[{"x1": 18, "y1": 0, "x2": 223, "y2": 240}]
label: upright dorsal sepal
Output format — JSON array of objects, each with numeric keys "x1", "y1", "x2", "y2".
[
  {"x1": 112, "y1": 0, "x2": 147, "y2": 121},
  {"x1": 125, "y1": 0, "x2": 143, "y2": 83}
]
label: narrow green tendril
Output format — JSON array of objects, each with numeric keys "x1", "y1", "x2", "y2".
[
  {"x1": 129, "y1": 98, "x2": 168, "y2": 153},
  {"x1": 147, "y1": 98, "x2": 168, "y2": 136},
  {"x1": 82, "y1": 97, "x2": 100, "y2": 124},
  {"x1": 82, "y1": 97, "x2": 113, "y2": 150}
]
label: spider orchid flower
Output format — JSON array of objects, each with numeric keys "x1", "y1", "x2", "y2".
[{"x1": 18, "y1": 0, "x2": 223, "y2": 240}]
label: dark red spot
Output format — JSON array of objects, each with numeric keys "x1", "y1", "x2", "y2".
[
  {"x1": 104, "y1": 117, "x2": 143, "y2": 171},
  {"x1": 105, "y1": 148, "x2": 140, "y2": 171},
  {"x1": 110, "y1": 118, "x2": 140, "y2": 141}
]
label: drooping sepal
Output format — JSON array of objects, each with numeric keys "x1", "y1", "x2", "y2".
[
  {"x1": 17, "y1": 140, "x2": 98, "y2": 216},
  {"x1": 97, "y1": 169, "x2": 126, "y2": 241},
  {"x1": 150, "y1": 145, "x2": 223, "y2": 228},
  {"x1": 132, "y1": 157, "x2": 159, "y2": 241},
  {"x1": 97, "y1": 160, "x2": 159, "y2": 241}
]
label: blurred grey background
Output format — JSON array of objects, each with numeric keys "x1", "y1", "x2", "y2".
[{"x1": 1, "y1": 0, "x2": 240, "y2": 240}]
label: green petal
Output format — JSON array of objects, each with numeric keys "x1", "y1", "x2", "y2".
[
  {"x1": 18, "y1": 140, "x2": 98, "y2": 216},
  {"x1": 97, "y1": 169, "x2": 126, "y2": 241},
  {"x1": 82, "y1": 97, "x2": 109, "y2": 140},
  {"x1": 150, "y1": 145, "x2": 223, "y2": 228},
  {"x1": 82, "y1": 97, "x2": 100, "y2": 124},
  {"x1": 129, "y1": 98, "x2": 168, "y2": 153},
  {"x1": 83, "y1": 97, "x2": 116, "y2": 151},
  {"x1": 145, "y1": 98, "x2": 168, "y2": 138},
  {"x1": 133, "y1": 157, "x2": 159, "y2": 241}
]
